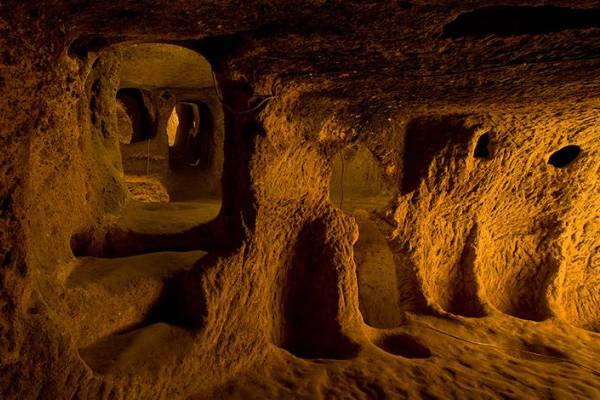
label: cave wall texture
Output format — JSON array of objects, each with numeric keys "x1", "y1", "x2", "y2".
[{"x1": 1, "y1": 0, "x2": 599, "y2": 399}]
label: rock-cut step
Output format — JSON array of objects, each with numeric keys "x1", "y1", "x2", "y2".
[
  {"x1": 65, "y1": 250, "x2": 206, "y2": 349},
  {"x1": 79, "y1": 322, "x2": 195, "y2": 375},
  {"x1": 71, "y1": 200, "x2": 223, "y2": 257},
  {"x1": 114, "y1": 200, "x2": 222, "y2": 235}
]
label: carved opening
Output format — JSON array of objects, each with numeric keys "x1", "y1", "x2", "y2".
[
  {"x1": 168, "y1": 101, "x2": 215, "y2": 169},
  {"x1": 473, "y1": 133, "x2": 491, "y2": 159},
  {"x1": 330, "y1": 144, "x2": 427, "y2": 329},
  {"x1": 548, "y1": 145, "x2": 581, "y2": 168},
  {"x1": 66, "y1": 43, "x2": 230, "y2": 376}
]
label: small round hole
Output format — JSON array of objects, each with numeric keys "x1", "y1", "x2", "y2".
[
  {"x1": 548, "y1": 145, "x2": 581, "y2": 168},
  {"x1": 473, "y1": 133, "x2": 491, "y2": 159}
]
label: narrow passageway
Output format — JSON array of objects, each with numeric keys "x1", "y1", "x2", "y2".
[
  {"x1": 65, "y1": 43, "x2": 227, "y2": 375},
  {"x1": 351, "y1": 209, "x2": 403, "y2": 328},
  {"x1": 330, "y1": 144, "x2": 426, "y2": 329}
]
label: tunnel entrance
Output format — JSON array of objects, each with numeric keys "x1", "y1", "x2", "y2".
[
  {"x1": 115, "y1": 43, "x2": 223, "y2": 208},
  {"x1": 72, "y1": 43, "x2": 226, "y2": 257},
  {"x1": 167, "y1": 101, "x2": 214, "y2": 166},
  {"x1": 330, "y1": 144, "x2": 390, "y2": 211},
  {"x1": 330, "y1": 144, "x2": 426, "y2": 329},
  {"x1": 168, "y1": 102, "x2": 199, "y2": 152}
]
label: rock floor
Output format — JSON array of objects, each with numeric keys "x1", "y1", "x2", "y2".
[{"x1": 65, "y1": 199, "x2": 600, "y2": 399}]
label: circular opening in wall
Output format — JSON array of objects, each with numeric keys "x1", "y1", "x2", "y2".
[
  {"x1": 473, "y1": 133, "x2": 491, "y2": 159},
  {"x1": 373, "y1": 333, "x2": 432, "y2": 359},
  {"x1": 548, "y1": 145, "x2": 581, "y2": 168}
]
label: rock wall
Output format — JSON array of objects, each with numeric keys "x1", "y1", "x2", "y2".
[
  {"x1": 1, "y1": 15, "x2": 127, "y2": 397},
  {"x1": 393, "y1": 110, "x2": 599, "y2": 329}
]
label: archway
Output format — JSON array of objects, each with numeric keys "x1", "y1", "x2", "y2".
[
  {"x1": 115, "y1": 43, "x2": 223, "y2": 205},
  {"x1": 67, "y1": 43, "x2": 228, "y2": 375}
]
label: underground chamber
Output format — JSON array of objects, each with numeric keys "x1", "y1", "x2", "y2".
[{"x1": 2, "y1": 3, "x2": 600, "y2": 399}]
